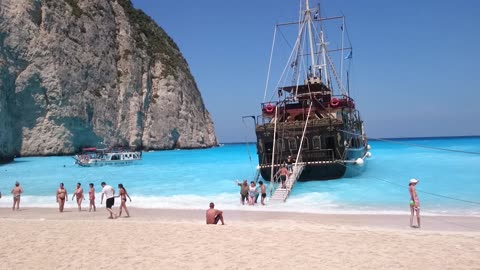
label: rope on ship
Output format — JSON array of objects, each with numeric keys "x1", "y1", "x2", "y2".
[
  {"x1": 333, "y1": 160, "x2": 480, "y2": 230},
  {"x1": 369, "y1": 137, "x2": 480, "y2": 155},
  {"x1": 348, "y1": 163, "x2": 480, "y2": 205},
  {"x1": 341, "y1": 130, "x2": 480, "y2": 156},
  {"x1": 242, "y1": 116, "x2": 257, "y2": 181},
  {"x1": 339, "y1": 130, "x2": 480, "y2": 204}
]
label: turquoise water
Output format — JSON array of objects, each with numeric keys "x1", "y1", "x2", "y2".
[{"x1": 0, "y1": 137, "x2": 479, "y2": 216}]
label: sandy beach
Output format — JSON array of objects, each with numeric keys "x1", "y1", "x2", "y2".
[{"x1": 0, "y1": 207, "x2": 479, "y2": 270}]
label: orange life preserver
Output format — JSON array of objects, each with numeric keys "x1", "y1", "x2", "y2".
[
  {"x1": 330, "y1": 98, "x2": 339, "y2": 107},
  {"x1": 265, "y1": 104, "x2": 275, "y2": 113}
]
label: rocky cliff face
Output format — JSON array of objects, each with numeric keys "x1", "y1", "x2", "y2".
[{"x1": 0, "y1": 0, "x2": 217, "y2": 162}]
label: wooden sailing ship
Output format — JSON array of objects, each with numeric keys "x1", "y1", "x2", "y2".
[{"x1": 255, "y1": 0, "x2": 371, "y2": 183}]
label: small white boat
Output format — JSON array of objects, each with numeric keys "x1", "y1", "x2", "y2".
[{"x1": 73, "y1": 148, "x2": 142, "y2": 167}]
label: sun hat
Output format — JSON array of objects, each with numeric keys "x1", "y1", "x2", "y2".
[{"x1": 409, "y1": 178, "x2": 419, "y2": 184}]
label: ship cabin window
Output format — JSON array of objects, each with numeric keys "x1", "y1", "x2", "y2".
[
  {"x1": 276, "y1": 139, "x2": 286, "y2": 152},
  {"x1": 350, "y1": 137, "x2": 361, "y2": 148},
  {"x1": 257, "y1": 139, "x2": 264, "y2": 153},
  {"x1": 312, "y1": 136, "x2": 322, "y2": 149},
  {"x1": 325, "y1": 136, "x2": 335, "y2": 150},
  {"x1": 264, "y1": 142, "x2": 273, "y2": 153},
  {"x1": 288, "y1": 138, "x2": 297, "y2": 150},
  {"x1": 301, "y1": 138, "x2": 309, "y2": 150},
  {"x1": 111, "y1": 154, "x2": 120, "y2": 160}
]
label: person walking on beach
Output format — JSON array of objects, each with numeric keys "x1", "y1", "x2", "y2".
[
  {"x1": 236, "y1": 179, "x2": 249, "y2": 205},
  {"x1": 409, "y1": 178, "x2": 421, "y2": 228},
  {"x1": 71, "y1": 182, "x2": 84, "y2": 212},
  {"x1": 116, "y1": 184, "x2": 132, "y2": 218},
  {"x1": 11, "y1": 181, "x2": 23, "y2": 211},
  {"x1": 206, "y1": 202, "x2": 224, "y2": 225},
  {"x1": 259, "y1": 181, "x2": 266, "y2": 205},
  {"x1": 101, "y1": 182, "x2": 117, "y2": 219},
  {"x1": 88, "y1": 183, "x2": 96, "y2": 212},
  {"x1": 56, "y1": 183, "x2": 68, "y2": 212}
]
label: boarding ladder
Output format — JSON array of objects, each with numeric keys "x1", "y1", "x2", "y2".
[
  {"x1": 270, "y1": 164, "x2": 305, "y2": 202},
  {"x1": 268, "y1": 100, "x2": 312, "y2": 202}
]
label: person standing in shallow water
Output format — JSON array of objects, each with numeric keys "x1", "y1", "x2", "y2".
[
  {"x1": 409, "y1": 178, "x2": 421, "y2": 228},
  {"x1": 88, "y1": 183, "x2": 96, "y2": 212},
  {"x1": 259, "y1": 181, "x2": 266, "y2": 205},
  {"x1": 116, "y1": 184, "x2": 132, "y2": 218},
  {"x1": 56, "y1": 183, "x2": 68, "y2": 212},
  {"x1": 71, "y1": 182, "x2": 84, "y2": 212},
  {"x1": 248, "y1": 181, "x2": 257, "y2": 205},
  {"x1": 11, "y1": 181, "x2": 23, "y2": 211},
  {"x1": 236, "y1": 179, "x2": 249, "y2": 205}
]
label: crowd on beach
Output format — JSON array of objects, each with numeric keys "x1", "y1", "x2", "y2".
[
  {"x1": 0, "y1": 175, "x2": 421, "y2": 228},
  {"x1": 0, "y1": 181, "x2": 132, "y2": 219}
]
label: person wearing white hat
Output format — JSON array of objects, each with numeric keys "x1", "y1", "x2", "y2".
[{"x1": 409, "y1": 178, "x2": 420, "y2": 228}]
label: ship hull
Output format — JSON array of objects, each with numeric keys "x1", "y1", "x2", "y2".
[{"x1": 76, "y1": 159, "x2": 139, "y2": 167}]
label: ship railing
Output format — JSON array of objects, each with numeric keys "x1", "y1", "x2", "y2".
[
  {"x1": 268, "y1": 174, "x2": 282, "y2": 197},
  {"x1": 261, "y1": 149, "x2": 334, "y2": 165}
]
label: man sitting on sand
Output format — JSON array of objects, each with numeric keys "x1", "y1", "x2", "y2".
[{"x1": 206, "y1": 202, "x2": 224, "y2": 225}]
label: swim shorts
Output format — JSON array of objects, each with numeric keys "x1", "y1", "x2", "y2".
[{"x1": 106, "y1": 197, "x2": 114, "y2": 209}]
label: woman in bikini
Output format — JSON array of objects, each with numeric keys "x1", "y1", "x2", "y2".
[
  {"x1": 88, "y1": 183, "x2": 96, "y2": 212},
  {"x1": 56, "y1": 183, "x2": 68, "y2": 212},
  {"x1": 409, "y1": 178, "x2": 420, "y2": 228},
  {"x1": 248, "y1": 181, "x2": 257, "y2": 206},
  {"x1": 11, "y1": 181, "x2": 23, "y2": 211},
  {"x1": 71, "y1": 182, "x2": 84, "y2": 212},
  {"x1": 117, "y1": 184, "x2": 132, "y2": 217}
]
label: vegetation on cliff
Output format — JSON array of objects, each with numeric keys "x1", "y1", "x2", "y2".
[{"x1": 116, "y1": 0, "x2": 190, "y2": 79}]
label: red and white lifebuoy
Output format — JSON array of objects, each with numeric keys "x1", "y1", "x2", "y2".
[
  {"x1": 264, "y1": 104, "x2": 275, "y2": 113},
  {"x1": 330, "y1": 98, "x2": 339, "y2": 107}
]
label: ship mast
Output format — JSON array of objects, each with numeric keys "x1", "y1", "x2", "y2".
[
  {"x1": 305, "y1": 0, "x2": 328, "y2": 86},
  {"x1": 305, "y1": 0, "x2": 316, "y2": 78}
]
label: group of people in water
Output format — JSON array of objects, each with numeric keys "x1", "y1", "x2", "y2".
[
  {"x1": 236, "y1": 179, "x2": 267, "y2": 206},
  {"x1": 0, "y1": 181, "x2": 132, "y2": 219}
]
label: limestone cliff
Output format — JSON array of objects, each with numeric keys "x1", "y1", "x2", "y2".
[{"x1": 0, "y1": 0, "x2": 217, "y2": 162}]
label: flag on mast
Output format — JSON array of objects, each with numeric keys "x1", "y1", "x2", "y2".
[{"x1": 344, "y1": 51, "x2": 353, "y2": 60}]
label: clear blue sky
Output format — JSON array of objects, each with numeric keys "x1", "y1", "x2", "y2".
[{"x1": 132, "y1": 0, "x2": 480, "y2": 143}]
